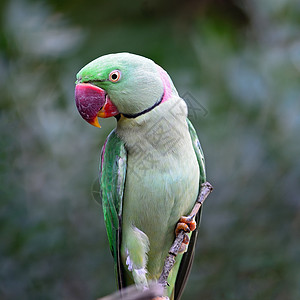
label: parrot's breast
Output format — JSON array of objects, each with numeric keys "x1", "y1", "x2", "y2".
[{"x1": 117, "y1": 97, "x2": 200, "y2": 278}]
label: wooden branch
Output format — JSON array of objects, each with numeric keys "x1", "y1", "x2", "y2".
[
  {"x1": 158, "y1": 182, "x2": 213, "y2": 288},
  {"x1": 98, "y1": 283, "x2": 163, "y2": 300}
]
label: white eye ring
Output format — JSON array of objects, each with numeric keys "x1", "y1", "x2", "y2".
[{"x1": 109, "y1": 70, "x2": 121, "y2": 82}]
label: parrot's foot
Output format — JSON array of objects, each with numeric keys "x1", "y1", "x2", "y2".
[
  {"x1": 175, "y1": 216, "x2": 196, "y2": 235},
  {"x1": 175, "y1": 216, "x2": 196, "y2": 252}
]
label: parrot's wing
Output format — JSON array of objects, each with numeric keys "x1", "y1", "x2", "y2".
[
  {"x1": 99, "y1": 129, "x2": 127, "y2": 289},
  {"x1": 174, "y1": 118, "x2": 206, "y2": 300}
]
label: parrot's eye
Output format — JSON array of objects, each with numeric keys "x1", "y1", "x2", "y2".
[{"x1": 109, "y1": 70, "x2": 121, "y2": 82}]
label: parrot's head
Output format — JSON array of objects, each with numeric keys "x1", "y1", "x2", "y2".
[{"x1": 75, "y1": 52, "x2": 176, "y2": 127}]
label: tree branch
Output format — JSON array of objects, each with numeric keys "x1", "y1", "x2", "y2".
[
  {"x1": 158, "y1": 181, "x2": 213, "y2": 288},
  {"x1": 98, "y1": 283, "x2": 163, "y2": 300}
]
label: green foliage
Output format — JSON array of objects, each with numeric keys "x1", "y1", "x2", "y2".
[{"x1": 1, "y1": 0, "x2": 299, "y2": 299}]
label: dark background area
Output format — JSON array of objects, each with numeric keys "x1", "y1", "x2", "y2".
[{"x1": 1, "y1": 0, "x2": 300, "y2": 299}]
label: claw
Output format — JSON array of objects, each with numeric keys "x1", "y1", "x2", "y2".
[
  {"x1": 175, "y1": 216, "x2": 197, "y2": 236},
  {"x1": 175, "y1": 215, "x2": 197, "y2": 252},
  {"x1": 177, "y1": 233, "x2": 190, "y2": 252},
  {"x1": 182, "y1": 233, "x2": 190, "y2": 245},
  {"x1": 175, "y1": 222, "x2": 190, "y2": 236}
]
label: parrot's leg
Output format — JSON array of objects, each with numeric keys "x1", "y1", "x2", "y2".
[
  {"x1": 122, "y1": 225, "x2": 150, "y2": 289},
  {"x1": 175, "y1": 216, "x2": 196, "y2": 252}
]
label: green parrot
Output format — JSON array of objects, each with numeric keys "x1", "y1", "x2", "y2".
[{"x1": 75, "y1": 53, "x2": 206, "y2": 300}]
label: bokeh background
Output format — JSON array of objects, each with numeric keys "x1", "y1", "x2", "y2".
[{"x1": 1, "y1": 0, "x2": 300, "y2": 299}]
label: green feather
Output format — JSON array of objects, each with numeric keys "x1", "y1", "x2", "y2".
[
  {"x1": 187, "y1": 118, "x2": 206, "y2": 183},
  {"x1": 100, "y1": 129, "x2": 127, "y2": 288}
]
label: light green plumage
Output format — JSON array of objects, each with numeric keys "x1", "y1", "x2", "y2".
[
  {"x1": 116, "y1": 96, "x2": 199, "y2": 279},
  {"x1": 77, "y1": 53, "x2": 206, "y2": 300}
]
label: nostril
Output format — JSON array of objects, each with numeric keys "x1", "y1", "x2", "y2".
[{"x1": 75, "y1": 76, "x2": 82, "y2": 84}]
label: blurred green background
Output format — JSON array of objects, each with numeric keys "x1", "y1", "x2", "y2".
[{"x1": 1, "y1": 0, "x2": 300, "y2": 299}]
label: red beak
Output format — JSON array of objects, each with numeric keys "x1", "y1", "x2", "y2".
[{"x1": 75, "y1": 83, "x2": 119, "y2": 128}]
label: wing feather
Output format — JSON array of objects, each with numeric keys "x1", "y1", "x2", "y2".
[
  {"x1": 99, "y1": 129, "x2": 127, "y2": 289},
  {"x1": 174, "y1": 118, "x2": 206, "y2": 300}
]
